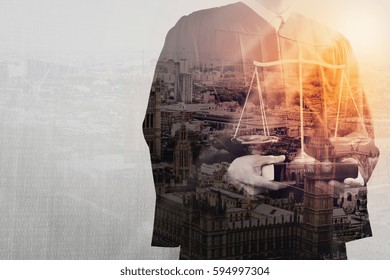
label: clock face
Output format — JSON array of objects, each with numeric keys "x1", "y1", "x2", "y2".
[{"x1": 321, "y1": 161, "x2": 333, "y2": 173}]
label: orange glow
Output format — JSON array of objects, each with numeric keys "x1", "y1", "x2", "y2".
[{"x1": 337, "y1": 3, "x2": 386, "y2": 60}]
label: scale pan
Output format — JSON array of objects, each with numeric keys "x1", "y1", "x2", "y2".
[
  {"x1": 330, "y1": 136, "x2": 370, "y2": 145},
  {"x1": 233, "y1": 135, "x2": 279, "y2": 145}
]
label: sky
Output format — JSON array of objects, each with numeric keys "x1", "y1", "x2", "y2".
[{"x1": 1, "y1": 0, "x2": 389, "y2": 64}]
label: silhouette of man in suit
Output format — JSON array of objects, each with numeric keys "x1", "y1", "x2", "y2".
[{"x1": 143, "y1": 0, "x2": 379, "y2": 259}]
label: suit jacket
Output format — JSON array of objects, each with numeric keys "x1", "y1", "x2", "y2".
[{"x1": 143, "y1": 2, "x2": 379, "y2": 259}]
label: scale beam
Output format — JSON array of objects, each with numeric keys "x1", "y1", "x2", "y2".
[{"x1": 253, "y1": 59, "x2": 345, "y2": 70}]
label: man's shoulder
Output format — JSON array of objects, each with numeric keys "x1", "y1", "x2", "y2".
[
  {"x1": 280, "y1": 12, "x2": 344, "y2": 46},
  {"x1": 173, "y1": 2, "x2": 266, "y2": 33},
  {"x1": 161, "y1": 2, "x2": 264, "y2": 60},
  {"x1": 183, "y1": 2, "x2": 248, "y2": 22}
]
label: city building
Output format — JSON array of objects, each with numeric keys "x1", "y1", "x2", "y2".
[{"x1": 143, "y1": 79, "x2": 162, "y2": 161}]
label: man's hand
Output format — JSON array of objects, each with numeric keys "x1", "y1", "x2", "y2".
[
  {"x1": 330, "y1": 158, "x2": 364, "y2": 196},
  {"x1": 340, "y1": 157, "x2": 364, "y2": 187},
  {"x1": 226, "y1": 155, "x2": 288, "y2": 195}
]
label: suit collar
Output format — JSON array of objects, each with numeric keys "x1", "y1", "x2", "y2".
[{"x1": 241, "y1": 0, "x2": 293, "y2": 28}]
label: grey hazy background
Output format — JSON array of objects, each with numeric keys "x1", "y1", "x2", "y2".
[{"x1": 0, "y1": 0, "x2": 390, "y2": 259}]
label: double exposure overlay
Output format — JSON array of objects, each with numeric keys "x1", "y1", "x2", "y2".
[{"x1": 143, "y1": 2, "x2": 379, "y2": 259}]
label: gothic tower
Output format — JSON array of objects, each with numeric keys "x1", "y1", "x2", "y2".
[
  {"x1": 174, "y1": 122, "x2": 193, "y2": 183},
  {"x1": 143, "y1": 79, "x2": 162, "y2": 161}
]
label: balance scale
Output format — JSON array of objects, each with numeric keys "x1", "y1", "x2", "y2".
[{"x1": 231, "y1": 52, "x2": 370, "y2": 164}]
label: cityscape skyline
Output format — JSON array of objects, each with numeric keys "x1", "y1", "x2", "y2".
[
  {"x1": 1, "y1": 0, "x2": 390, "y2": 259},
  {"x1": 144, "y1": 56, "x2": 377, "y2": 259}
]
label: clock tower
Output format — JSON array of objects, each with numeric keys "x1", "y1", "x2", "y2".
[{"x1": 301, "y1": 121, "x2": 336, "y2": 259}]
